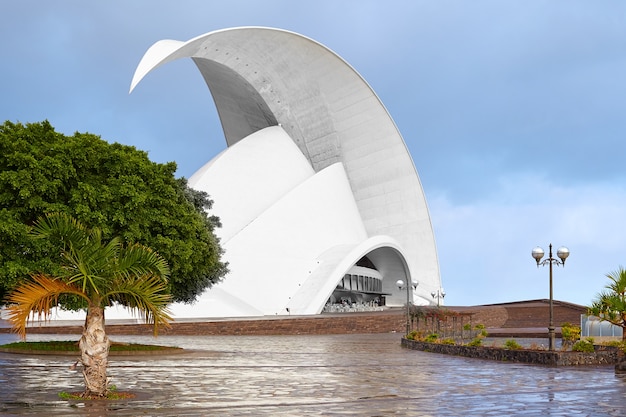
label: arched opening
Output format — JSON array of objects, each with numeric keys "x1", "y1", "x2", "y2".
[{"x1": 323, "y1": 256, "x2": 389, "y2": 313}]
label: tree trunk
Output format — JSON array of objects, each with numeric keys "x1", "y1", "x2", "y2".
[{"x1": 79, "y1": 303, "x2": 110, "y2": 397}]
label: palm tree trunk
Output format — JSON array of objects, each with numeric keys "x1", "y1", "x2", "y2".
[{"x1": 79, "y1": 303, "x2": 110, "y2": 397}]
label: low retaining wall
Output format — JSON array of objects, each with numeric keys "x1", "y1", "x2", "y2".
[
  {"x1": 401, "y1": 338, "x2": 622, "y2": 366},
  {"x1": 0, "y1": 311, "x2": 408, "y2": 336}
]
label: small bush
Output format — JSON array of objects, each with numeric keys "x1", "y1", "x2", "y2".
[
  {"x1": 463, "y1": 323, "x2": 472, "y2": 331},
  {"x1": 424, "y1": 333, "x2": 439, "y2": 343},
  {"x1": 561, "y1": 322, "x2": 581, "y2": 347},
  {"x1": 467, "y1": 337, "x2": 483, "y2": 347},
  {"x1": 503, "y1": 339, "x2": 522, "y2": 350},
  {"x1": 406, "y1": 330, "x2": 419, "y2": 340},
  {"x1": 440, "y1": 338, "x2": 456, "y2": 345},
  {"x1": 572, "y1": 339, "x2": 595, "y2": 353},
  {"x1": 604, "y1": 340, "x2": 626, "y2": 352},
  {"x1": 471, "y1": 324, "x2": 488, "y2": 338}
]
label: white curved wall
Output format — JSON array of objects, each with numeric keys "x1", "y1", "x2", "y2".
[{"x1": 189, "y1": 126, "x2": 314, "y2": 243}]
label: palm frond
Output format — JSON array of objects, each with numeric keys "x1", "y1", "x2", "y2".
[
  {"x1": 61, "y1": 244, "x2": 109, "y2": 294},
  {"x1": 589, "y1": 289, "x2": 626, "y2": 326},
  {"x1": 30, "y1": 213, "x2": 108, "y2": 293},
  {"x1": 5, "y1": 273, "x2": 87, "y2": 338},
  {"x1": 605, "y1": 266, "x2": 626, "y2": 294},
  {"x1": 30, "y1": 212, "x2": 91, "y2": 247},
  {"x1": 105, "y1": 274, "x2": 172, "y2": 336},
  {"x1": 117, "y1": 243, "x2": 170, "y2": 280}
]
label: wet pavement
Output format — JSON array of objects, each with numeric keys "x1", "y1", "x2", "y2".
[{"x1": 1, "y1": 332, "x2": 626, "y2": 416}]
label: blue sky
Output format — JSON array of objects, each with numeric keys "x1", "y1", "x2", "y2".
[{"x1": 2, "y1": 1, "x2": 626, "y2": 307}]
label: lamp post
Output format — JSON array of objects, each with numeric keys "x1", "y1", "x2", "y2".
[
  {"x1": 396, "y1": 279, "x2": 419, "y2": 335},
  {"x1": 431, "y1": 288, "x2": 446, "y2": 307},
  {"x1": 532, "y1": 243, "x2": 570, "y2": 351}
]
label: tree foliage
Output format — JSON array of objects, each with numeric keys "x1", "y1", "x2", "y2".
[
  {"x1": 0, "y1": 120, "x2": 227, "y2": 304},
  {"x1": 588, "y1": 266, "x2": 626, "y2": 341}
]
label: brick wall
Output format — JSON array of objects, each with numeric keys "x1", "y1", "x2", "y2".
[{"x1": 1, "y1": 310, "x2": 408, "y2": 336}]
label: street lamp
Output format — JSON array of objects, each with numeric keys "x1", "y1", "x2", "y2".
[
  {"x1": 532, "y1": 243, "x2": 570, "y2": 351},
  {"x1": 431, "y1": 288, "x2": 446, "y2": 307},
  {"x1": 396, "y1": 279, "x2": 419, "y2": 335}
]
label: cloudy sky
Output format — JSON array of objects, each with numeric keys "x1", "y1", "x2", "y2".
[{"x1": 2, "y1": 1, "x2": 625, "y2": 307}]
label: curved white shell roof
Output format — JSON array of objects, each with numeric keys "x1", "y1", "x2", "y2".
[{"x1": 131, "y1": 27, "x2": 442, "y2": 317}]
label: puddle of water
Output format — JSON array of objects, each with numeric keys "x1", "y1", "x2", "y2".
[{"x1": 1, "y1": 333, "x2": 625, "y2": 416}]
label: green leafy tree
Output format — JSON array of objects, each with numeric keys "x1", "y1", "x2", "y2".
[
  {"x1": 0, "y1": 120, "x2": 227, "y2": 304},
  {"x1": 588, "y1": 266, "x2": 626, "y2": 342},
  {"x1": 7, "y1": 213, "x2": 172, "y2": 397}
]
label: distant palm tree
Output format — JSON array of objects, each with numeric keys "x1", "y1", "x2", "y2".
[
  {"x1": 6, "y1": 213, "x2": 172, "y2": 397},
  {"x1": 588, "y1": 266, "x2": 626, "y2": 342}
]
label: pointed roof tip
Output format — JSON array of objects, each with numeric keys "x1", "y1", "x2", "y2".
[{"x1": 129, "y1": 39, "x2": 186, "y2": 94}]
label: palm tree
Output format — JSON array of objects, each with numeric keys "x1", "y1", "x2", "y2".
[
  {"x1": 6, "y1": 213, "x2": 172, "y2": 397},
  {"x1": 588, "y1": 266, "x2": 626, "y2": 342}
]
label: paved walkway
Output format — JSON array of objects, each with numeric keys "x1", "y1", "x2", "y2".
[{"x1": 1, "y1": 332, "x2": 625, "y2": 416}]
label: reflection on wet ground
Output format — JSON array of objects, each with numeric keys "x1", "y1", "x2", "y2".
[{"x1": 1, "y1": 332, "x2": 626, "y2": 416}]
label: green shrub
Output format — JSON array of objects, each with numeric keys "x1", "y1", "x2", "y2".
[
  {"x1": 561, "y1": 322, "x2": 581, "y2": 346},
  {"x1": 440, "y1": 338, "x2": 456, "y2": 345},
  {"x1": 406, "y1": 330, "x2": 419, "y2": 340},
  {"x1": 572, "y1": 339, "x2": 595, "y2": 353},
  {"x1": 503, "y1": 339, "x2": 522, "y2": 350},
  {"x1": 463, "y1": 323, "x2": 472, "y2": 331},
  {"x1": 604, "y1": 340, "x2": 626, "y2": 352},
  {"x1": 467, "y1": 337, "x2": 483, "y2": 347},
  {"x1": 471, "y1": 324, "x2": 488, "y2": 338},
  {"x1": 424, "y1": 333, "x2": 439, "y2": 343}
]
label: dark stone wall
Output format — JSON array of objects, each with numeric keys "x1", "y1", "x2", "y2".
[{"x1": 401, "y1": 338, "x2": 622, "y2": 366}]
